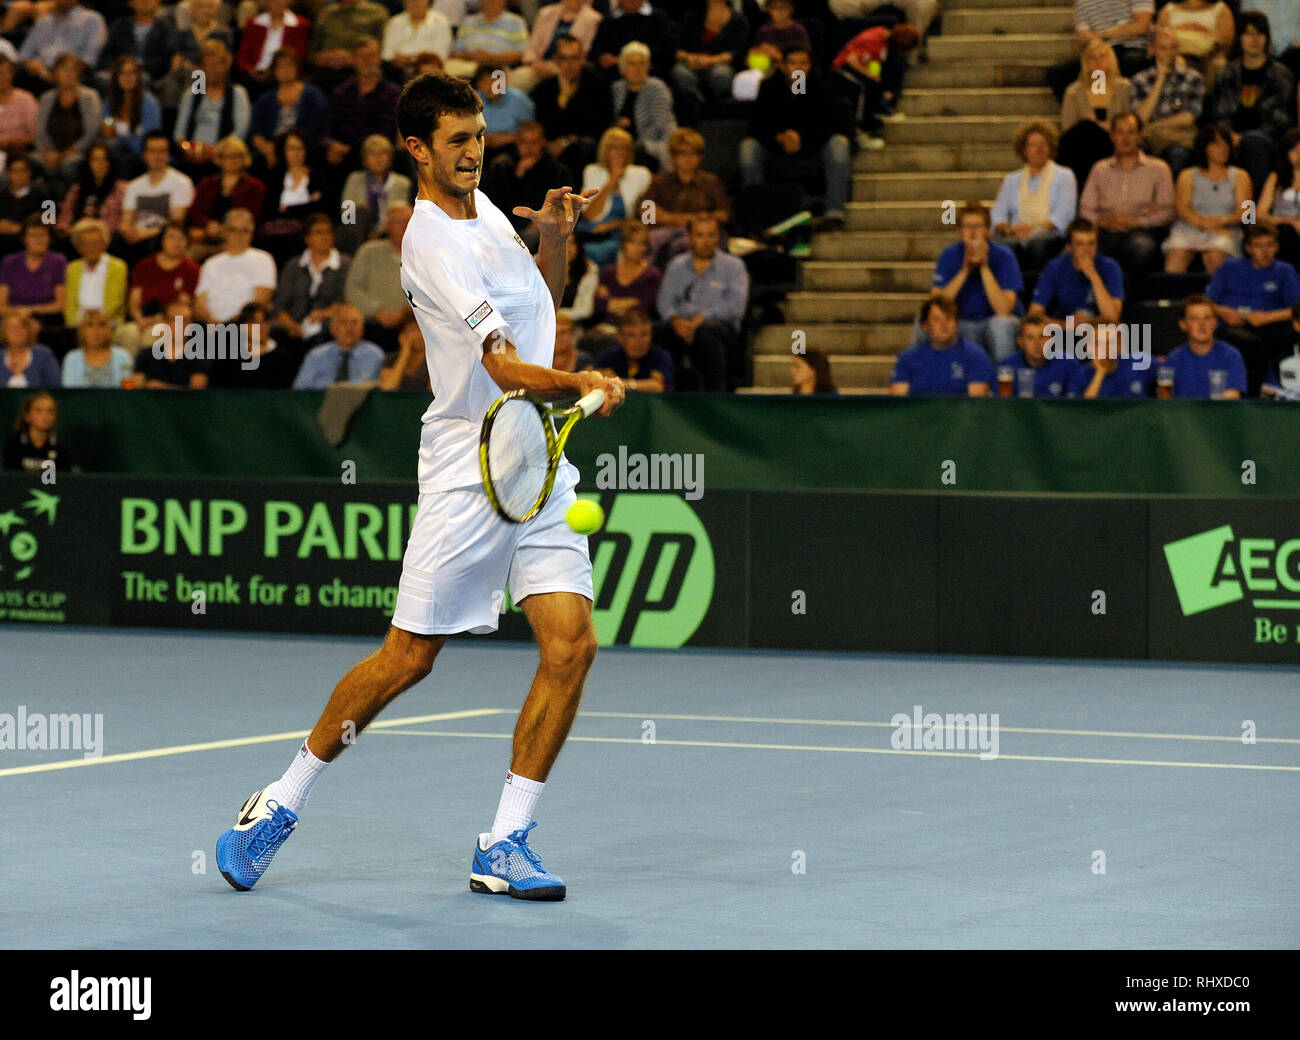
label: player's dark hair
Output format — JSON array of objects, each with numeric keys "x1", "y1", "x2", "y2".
[
  {"x1": 398, "y1": 73, "x2": 484, "y2": 150},
  {"x1": 1180, "y1": 293, "x2": 1215, "y2": 318}
]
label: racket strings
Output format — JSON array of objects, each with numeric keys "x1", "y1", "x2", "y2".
[{"x1": 487, "y1": 399, "x2": 552, "y2": 520}]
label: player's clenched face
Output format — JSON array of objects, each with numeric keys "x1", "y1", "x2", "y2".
[{"x1": 430, "y1": 111, "x2": 487, "y2": 198}]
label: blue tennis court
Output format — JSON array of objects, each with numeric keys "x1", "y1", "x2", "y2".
[{"x1": 1, "y1": 626, "x2": 1296, "y2": 949}]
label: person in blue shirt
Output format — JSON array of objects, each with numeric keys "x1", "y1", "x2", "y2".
[
  {"x1": 1207, "y1": 223, "x2": 1300, "y2": 396},
  {"x1": 474, "y1": 63, "x2": 535, "y2": 163},
  {"x1": 594, "y1": 308, "x2": 674, "y2": 393},
  {"x1": 1070, "y1": 322, "x2": 1156, "y2": 398},
  {"x1": 1028, "y1": 217, "x2": 1125, "y2": 326},
  {"x1": 292, "y1": 303, "x2": 385, "y2": 390},
  {"x1": 1164, "y1": 294, "x2": 1247, "y2": 399},
  {"x1": 997, "y1": 314, "x2": 1081, "y2": 397},
  {"x1": 922, "y1": 200, "x2": 1023, "y2": 362},
  {"x1": 891, "y1": 296, "x2": 994, "y2": 397}
]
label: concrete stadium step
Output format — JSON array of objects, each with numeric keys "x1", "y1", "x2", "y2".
[
  {"x1": 884, "y1": 115, "x2": 1051, "y2": 145},
  {"x1": 905, "y1": 61, "x2": 1052, "y2": 89},
  {"x1": 802, "y1": 261, "x2": 933, "y2": 293},
  {"x1": 942, "y1": 0, "x2": 1055, "y2": 8},
  {"x1": 942, "y1": 6, "x2": 1074, "y2": 35},
  {"x1": 735, "y1": 385, "x2": 887, "y2": 395},
  {"x1": 753, "y1": 355, "x2": 896, "y2": 388},
  {"x1": 845, "y1": 200, "x2": 992, "y2": 232},
  {"x1": 812, "y1": 231, "x2": 953, "y2": 261},
  {"x1": 925, "y1": 33, "x2": 1075, "y2": 64},
  {"x1": 852, "y1": 170, "x2": 1005, "y2": 202},
  {"x1": 753, "y1": 323, "x2": 916, "y2": 355},
  {"x1": 784, "y1": 292, "x2": 926, "y2": 323},
  {"x1": 899, "y1": 87, "x2": 1057, "y2": 118},
  {"x1": 853, "y1": 143, "x2": 1014, "y2": 173}
]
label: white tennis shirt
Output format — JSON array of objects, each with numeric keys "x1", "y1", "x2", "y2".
[{"x1": 402, "y1": 191, "x2": 577, "y2": 494}]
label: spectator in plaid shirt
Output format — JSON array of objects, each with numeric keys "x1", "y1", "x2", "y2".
[{"x1": 1131, "y1": 27, "x2": 1203, "y2": 180}]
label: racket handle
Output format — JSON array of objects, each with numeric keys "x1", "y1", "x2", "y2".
[{"x1": 575, "y1": 388, "x2": 605, "y2": 417}]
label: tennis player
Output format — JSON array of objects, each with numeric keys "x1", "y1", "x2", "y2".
[{"x1": 215, "y1": 74, "x2": 625, "y2": 901}]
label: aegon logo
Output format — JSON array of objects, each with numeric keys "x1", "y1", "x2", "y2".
[
  {"x1": 588, "y1": 493, "x2": 714, "y2": 646},
  {"x1": 1164, "y1": 525, "x2": 1300, "y2": 616}
]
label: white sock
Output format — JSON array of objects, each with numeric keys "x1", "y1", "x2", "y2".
[
  {"x1": 265, "y1": 742, "x2": 329, "y2": 815},
  {"x1": 487, "y1": 771, "x2": 544, "y2": 844}
]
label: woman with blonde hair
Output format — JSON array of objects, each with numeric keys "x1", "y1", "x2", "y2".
[
  {"x1": 64, "y1": 219, "x2": 128, "y2": 328},
  {"x1": 577, "y1": 127, "x2": 653, "y2": 266},
  {"x1": 61, "y1": 310, "x2": 135, "y2": 388},
  {"x1": 991, "y1": 120, "x2": 1077, "y2": 272},
  {"x1": 188, "y1": 134, "x2": 267, "y2": 260},
  {"x1": 1058, "y1": 40, "x2": 1131, "y2": 191}
]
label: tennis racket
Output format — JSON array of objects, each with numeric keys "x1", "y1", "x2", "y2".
[{"x1": 480, "y1": 388, "x2": 606, "y2": 523}]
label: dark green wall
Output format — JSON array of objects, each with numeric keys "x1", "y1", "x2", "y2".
[{"x1": 4, "y1": 389, "x2": 1297, "y2": 496}]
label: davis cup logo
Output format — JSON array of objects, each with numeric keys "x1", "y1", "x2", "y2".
[{"x1": 0, "y1": 489, "x2": 58, "y2": 582}]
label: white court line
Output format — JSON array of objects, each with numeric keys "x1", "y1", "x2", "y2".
[
  {"x1": 0, "y1": 709, "x2": 506, "y2": 779},
  {"x1": 371, "y1": 729, "x2": 1300, "y2": 772},
  {"x1": 573, "y1": 712, "x2": 1300, "y2": 745}
]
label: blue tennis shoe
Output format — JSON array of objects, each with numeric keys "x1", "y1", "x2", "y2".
[
  {"x1": 470, "y1": 822, "x2": 566, "y2": 901},
  {"x1": 216, "y1": 788, "x2": 298, "y2": 891}
]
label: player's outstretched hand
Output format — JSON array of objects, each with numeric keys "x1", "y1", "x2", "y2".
[
  {"x1": 576, "y1": 369, "x2": 625, "y2": 418},
  {"x1": 514, "y1": 187, "x2": 600, "y2": 239}
]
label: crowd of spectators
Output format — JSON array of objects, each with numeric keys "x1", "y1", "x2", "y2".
[
  {"x1": 0, "y1": 0, "x2": 930, "y2": 403},
  {"x1": 897, "y1": 3, "x2": 1300, "y2": 402}
]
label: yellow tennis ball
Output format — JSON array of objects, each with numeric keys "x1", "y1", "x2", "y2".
[
  {"x1": 566, "y1": 499, "x2": 604, "y2": 535},
  {"x1": 748, "y1": 53, "x2": 771, "y2": 73},
  {"x1": 867, "y1": 60, "x2": 882, "y2": 78}
]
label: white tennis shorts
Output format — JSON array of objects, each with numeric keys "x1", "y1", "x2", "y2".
[{"x1": 391, "y1": 480, "x2": 593, "y2": 636}]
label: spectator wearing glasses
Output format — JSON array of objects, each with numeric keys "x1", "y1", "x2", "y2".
[
  {"x1": 187, "y1": 135, "x2": 267, "y2": 261},
  {"x1": 194, "y1": 207, "x2": 276, "y2": 324},
  {"x1": 992, "y1": 120, "x2": 1077, "y2": 274},
  {"x1": 643, "y1": 127, "x2": 730, "y2": 268}
]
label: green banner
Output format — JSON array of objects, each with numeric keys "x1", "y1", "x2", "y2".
[{"x1": 4, "y1": 389, "x2": 1298, "y2": 496}]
